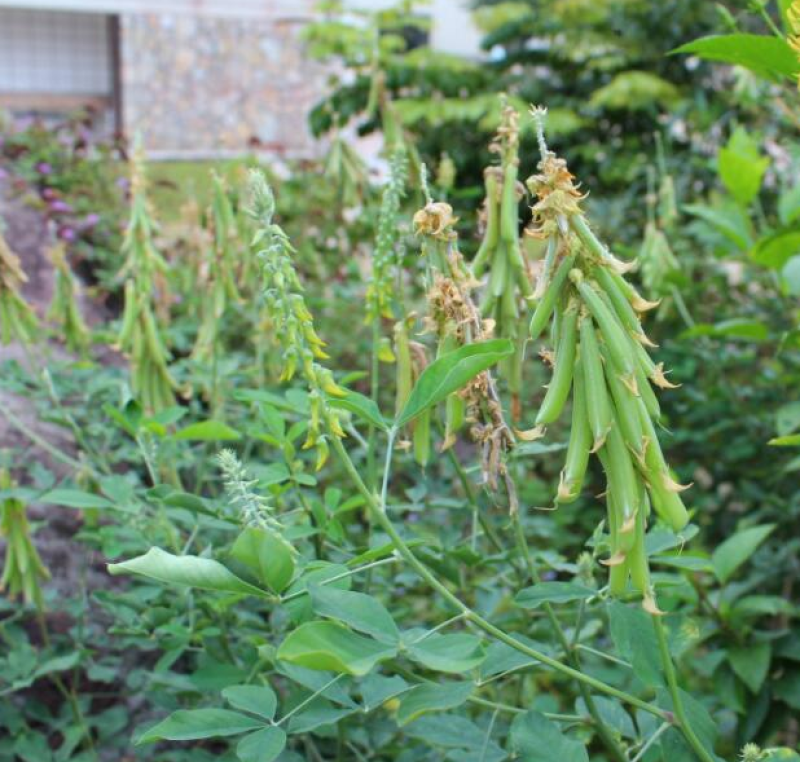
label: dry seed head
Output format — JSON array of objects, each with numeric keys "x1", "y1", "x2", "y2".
[
  {"x1": 490, "y1": 97, "x2": 520, "y2": 163},
  {"x1": 642, "y1": 594, "x2": 664, "y2": 616},
  {"x1": 0, "y1": 231, "x2": 29, "y2": 293},
  {"x1": 413, "y1": 201, "x2": 458, "y2": 241},
  {"x1": 651, "y1": 363, "x2": 679, "y2": 389},
  {"x1": 740, "y1": 745, "x2": 765, "y2": 762},
  {"x1": 525, "y1": 132, "x2": 585, "y2": 238},
  {"x1": 217, "y1": 449, "x2": 282, "y2": 531}
]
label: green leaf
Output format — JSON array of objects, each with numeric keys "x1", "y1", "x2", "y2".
[
  {"x1": 777, "y1": 401, "x2": 800, "y2": 436},
  {"x1": 38, "y1": 489, "x2": 116, "y2": 510},
  {"x1": 138, "y1": 708, "x2": 263, "y2": 744},
  {"x1": 276, "y1": 621, "x2": 396, "y2": 676},
  {"x1": 405, "y1": 714, "x2": 507, "y2": 759},
  {"x1": 510, "y1": 710, "x2": 589, "y2": 762},
  {"x1": 683, "y1": 203, "x2": 753, "y2": 250},
  {"x1": 681, "y1": 318, "x2": 768, "y2": 342},
  {"x1": 515, "y1": 582, "x2": 595, "y2": 609},
  {"x1": 108, "y1": 547, "x2": 270, "y2": 598},
  {"x1": 783, "y1": 256, "x2": 800, "y2": 296},
  {"x1": 174, "y1": 420, "x2": 242, "y2": 441},
  {"x1": 286, "y1": 699, "x2": 355, "y2": 734},
  {"x1": 236, "y1": 726, "x2": 286, "y2": 762},
  {"x1": 359, "y1": 674, "x2": 409, "y2": 711},
  {"x1": 284, "y1": 562, "x2": 352, "y2": 623},
  {"x1": 407, "y1": 632, "x2": 486, "y2": 673},
  {"x1": 230, "y1": 528, "x2": 295, "y2": 593},
  {"x1": 718, "y1": 128, "x2": 769, "y2": 206},
  {"x1": 589, "y1": 71, "x2": 680, "y2": 111},
  {"x1": 396, "y1": 681, "x2": 473, "y2": 727},
  {"x1": 672, "y1": 34, "x2": 799, "y2": 80},
  {"x1": 397, "y1": 339, "x2": 513, "y2": 426},
  {"x1": 309, "y1": 584, "x2": 399, "y2": 644},
  {"x1": 607, "y1": 601, "x2": 663, "y2": 688},
  {"x1": 775, "y1": 669, "x2": 800, "y2": 709},
  {"x1": 752, "y1": 230, "x2": 800, "y2": 269},
  {"x1": 222, "y1": 684, "x2": 278, "y2": 720},
  {"x1": 729, "y1": 643, "x2": 771, "y2": 693},
  {"x1": 711, "y1": 524, "x2": 775, "y2": 583},
  {"x1": 583, "y1": 696, "x2": 636, "y2": 740},
  {"x1": 327, "y1": 390, "x2": 389, "y2": 430},
  {"x1": 731, "y1": 595, "x2": 795, "y2": 620},
  {"x1": 779, "y1": 183, "x2": 800, "y2": 225},
  {"x1": 769, "y1": 434, "x2": 800, "y2": 446},
  {"x1": 656, "y1": 687, "x2": 717, "y2": 760}
]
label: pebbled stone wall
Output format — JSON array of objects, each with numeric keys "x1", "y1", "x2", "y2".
[{"x1": 119, "y1": 9, "x2": 325, "y2": 158}]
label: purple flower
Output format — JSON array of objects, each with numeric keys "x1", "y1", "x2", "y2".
[
  {"x1": 49, "y1": 199, "x2": 73, "y2": 214},
  {"x1": 58, "y1": 226, "x2": 76, "y2": 242},
  {"x1": 41, "y1": 187, "x2": 57, "y2": 200},
  {"x1": 83, "y1": 213, "x2": 100, "y2": 228},
  {"x1": 36, "y1": 161, "x2": 52, "y2": 175}
]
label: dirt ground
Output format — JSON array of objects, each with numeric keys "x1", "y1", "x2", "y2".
[{"x1": 0, "y1": 187, "x2": 110, "y2": 601}]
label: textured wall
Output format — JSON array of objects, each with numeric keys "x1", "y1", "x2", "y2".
[{"x1": 120, "y1": 11, "x2": 325, "y2": 157}]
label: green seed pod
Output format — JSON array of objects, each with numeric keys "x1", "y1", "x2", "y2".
[
  {"x1": 534, "y1": 237, "x2": 558, "y2": 299},
  {"x1": 499, "y1": 164, "x2": 532, "y2": 299},
  {"x1": 439, "y1": 325, "x2": 465, "y2": 443},
  {"x1": 598, "y1": 446, "x2": 629, "y2": 596},
  {"x1": 576, "y1": 279, "x2": 635, "y2": 378},
  {"x1": 557, "y1": 359, "x2": 591, "y2": 503},
  {"x1": 536, "y1": 300, "x2": 578, "y2": 426},
  {"x1": 628, "y1": 488, "x2": 650, "y2": 595},
  {"x1": 529, "y1": 249, "x2": 577, "y2": 341},
  {"x1": 394, "y1": 321, "x2": 413, "y2": 416},
  {"x1": 594, "y1": 265, "x2": 649, "y2": 341},
  {"x1": 636, "y1": 398, "x2": 689, "y2": 531},
  {"x1": 414, "y1": 407, "x2": 432, "y2": 467},
  {"x1": 472, "y1": 170, "x2": 501, "y2": 277},
  {"x1": 489, "y1": 241, "x2": 509, "y2": 299},
  {"x1": 500, "y1": 162, "x2": 519, "y2": 245},
  {"x1": 635, "y1": 362, "x2": 661, "y2": 420},
  {"x1": 601, "y1": 424, "x2": 640, "y2": 555},
  {"x1": 658, "y1": 174, "x2": 678, "y2": 228},
  {"x1": 601, "y1": 346, "x2": 645, "y2": 456},
  {"x1": 648, "y1": 477, "x2": 689, "y2": 532},
  {"x1": 579, "y1": 315, "x2": 612, "y2": 450},
  {"x1": 608, "y1": 556, "x2": 629, "y2": 598},
  {"x1": 445, "y1": 393, "x2": 465, "y2": 441}
]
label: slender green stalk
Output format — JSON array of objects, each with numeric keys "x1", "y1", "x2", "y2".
[
  {"x1": 653, "y1": 616, "x2": 715, "y2": 762},
  {"x1": 512, "y1": 511, "x2": 627, "y2": 762},
  {"x1": 367, "y1": 318, "x2": 381, "y2": 491},
  {"x1": 330, "y1": 433, "x2": 668, "y2": 721},
  {"x1": 632, "y1": 722, "x2": 670, "y2": 762}
]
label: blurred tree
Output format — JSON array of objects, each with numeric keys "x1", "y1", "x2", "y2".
[{"x1": 304, "y1": 0, "x2": 720, "y2": 244}]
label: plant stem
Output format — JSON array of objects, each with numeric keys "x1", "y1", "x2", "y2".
[
  {"x1": 0, "y1": 399, "x2": 98, "y2": 477},
  {"x1": 652, "y1": 615, "x2": 715, "y2": 762},
  {"x1": 511, "y1": 512, "x2": 627, "y2": 762},
  {"x1": 439, "y1": 423, "x2": 510, "y2": 559},
  {"x1": 632, "y1": 721, "x2": 670, "y2": 762},
  {"x1": 366, "y1": 318, "x2": 381, "y2": 492},
  {"x1": 330, "y1": 434, "x2": 668, "y2": 721}
]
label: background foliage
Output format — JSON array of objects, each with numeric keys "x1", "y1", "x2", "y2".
[{"x1": 0, "y1": 2, "x2": 799, "y2": 762}]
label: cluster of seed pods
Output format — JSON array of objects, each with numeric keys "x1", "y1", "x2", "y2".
[
  {"x1": 525, "y1": 113, "x2": 689, "y2": 605},
  {"x1": 473, "y1": 102, "x2": 533, "y2": 420}
]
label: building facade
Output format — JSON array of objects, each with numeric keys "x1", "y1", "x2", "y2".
[{"x1": 0, "y1": 0, "x2": 480, "y2": 158}]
